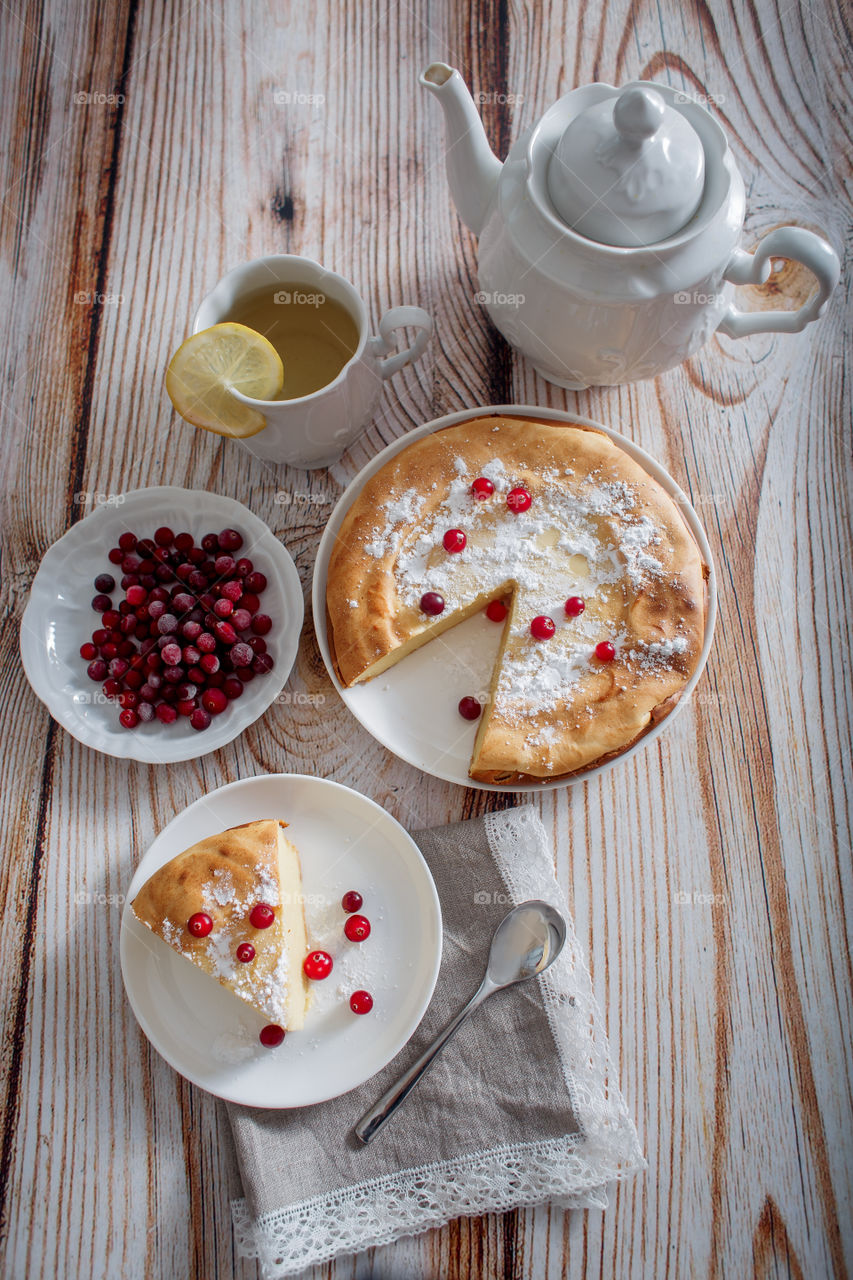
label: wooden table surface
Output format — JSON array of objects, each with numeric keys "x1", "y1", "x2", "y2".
[{"x1": 1, "y1": 0, "x2": 851, "y2": 1276}]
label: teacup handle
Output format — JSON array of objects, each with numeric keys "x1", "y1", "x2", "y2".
[
  {"x1": 370, "y1": 306, "x2": 433, "y2": 378},
  {"x1": 718, "y1": 226, "x2": 840, "y2": 338}
]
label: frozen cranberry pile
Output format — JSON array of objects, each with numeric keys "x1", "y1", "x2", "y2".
[{"x1": 79, "y1": 526, "x2": 275, "y2": 731}]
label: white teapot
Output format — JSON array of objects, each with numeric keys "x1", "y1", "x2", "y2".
[{"x1": 421, "y1": 63, "x2": 840, "y2": 389}]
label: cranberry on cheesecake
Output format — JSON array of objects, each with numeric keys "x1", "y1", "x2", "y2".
[
  {"x1": 326, "y1": 415, "x2": 709, "y2": 784},
  {"x1": 131, "y1": 819, "x2": 310, "y2": 1029}
]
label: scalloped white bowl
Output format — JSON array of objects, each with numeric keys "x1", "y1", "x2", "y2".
[{"x1": 20, "y1": 486, "x2": 304, "y2": 763}]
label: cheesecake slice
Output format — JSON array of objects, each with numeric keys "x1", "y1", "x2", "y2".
[{"x1": 131, "y1": 819, "x2": 310, "y2": 1029}]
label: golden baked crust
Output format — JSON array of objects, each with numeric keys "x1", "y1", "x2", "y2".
[
  {"x1": 131, "y1": 819, "x2": 310, "y2": 1028},
  {"x1": 327, "y1": 415, "x2": 708, "y2": 783}
]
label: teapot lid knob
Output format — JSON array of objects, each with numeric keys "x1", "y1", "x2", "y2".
[
  {"x1": 612, "y1": 86, "x2": 665, "y2": 142},
  {"x1": 546, "y1": 83, "x2": 706, "y2": 248}
]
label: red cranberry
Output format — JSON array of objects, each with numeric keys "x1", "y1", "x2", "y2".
[
  {"x1": 154, "y1": 526, "x2": 173, "y2": 546},
  {"x1": 200, "y1": 533, "x2": 218, "y2": 552},
  {"x1": 176, "y1": 699, "x2": 197, "y2": 717},
  {"x1": 94, "y1": 573, "x2": 115, "y2": 594},
  {"x1": 136, "y1": 701, "x2": 155, "y2": 723},
  {"x1": 102, "y1": 609, "x2": 121, "y2": 629},
  {"x1": 187, "y1": 911, "x2": 212, "y2": 937},
  {"x1": 252, "y1": 653, "x2": 274, "y2": 675},
  {"x1": 214, "y1": 620, "x2": 238, "y2": 645},
  {"x1": 108, "y1": 657, "x2": 129, "y2": 678},
  {"x1": 507, "y1": 486, "x2": 532, "y2": 513},
  {"x1": 187, "y1": 665, "x2": 206, "y2": 684},
  {"x1": 147, "y1": 600, "x2": 166, "y2": 620},
  {"x1": 341, "y1": 890, "x2": 363, "y2": 913},
  {"x1": 188, "y1": 570, "x2": 208, "y2": 591},
  {"x1": 155, "y1": 703, "x2": 178, "y2": 725},
  {"x1": 595, "y1": 640, "x2": 616, "y2": 663},
  {"x1": 182, "y1": 645, "x2": 201, "y2": 667},
  {"x1": 530, "y1": 615, "x2": 555, "y2": 640},
  {"x1": 125, "y1": 584, "x2": 146, "y2": 607},
  {"x1": 458, "y1": 696, "x2": 482, "y2": 720},
  {"x1": 471, "y1": 476, "x2": 494, "y2": 499},
  {"x1": 219, "y1": 579, "x2": 243, "y2": 603},
  {"x1": 213, "y1": 554, "x2": 235, "y2": 576},
  {"x1": 181, "y1": 619, "x2": 202, "y2": 641},
  {"x1": 230, "y1": 642, "x2": 253, "y2": 668},
  {"x1": 486, "y1": 600, "x2": 508, "y2": 622},
  {"x1": 172, "y1": 592, "x2": 195, "y2": 613},
  {"x1": 232, "y1": 609, "x2": 252, "y2": 632},
  {"x1": 214, "y1": 597, "x2": 233, "y2": 618},
  {"x1": 420, "y1": 592, "x2": 445, "y2": 616},
  {"x1": 118, "y1": 690, "x2": 139, "y2": 709},
  {"x1": 218, "y1": 528, "x2": 243, "y2": 551},
  {"x1": 92, "y1": 628, "x2": 110, "y2": 645},
  {"x1": 303, "y1": 950, "x2": 333, "y2": 980},
  {"x1": 259, "y1": 1024, "x2": 285, "y2": 1048},
  {"x1": 189, "y1": 707, "x2": 211, "y2": 731},
  {"x1": 80, "y1": 641, "x2": 97, "y2": 660},
  {"x1": 102, "y1": 678, "x2": 121, "y2": 698},
  {"x1": 174, "y1": 531, "x2": 194, "y2": 552},
  {"x1": 157, "y1": 614, "x2": 179, "y2": 635},
  {"x1": 223, "y1": 675, "x2": 244, "y2": 699},
  {"x1": 161, "y1": 642, "x2": 182, "y2": 666},
  {"x1": 119, "y1": 708, "x2": 139, "y2": 729},
  {"x1": 350, "y1": 990, "x2": 374, "y2": 1015},
  {"x1": 250, "y1": 614, "x2": 272, "y2": 636},
  {"x1": 176, "y1": 682, "x2": 198, "y2": 702},
  {"x1": 199, "y1": 652, "x2": 220, "y2": 675},
  {"x1": 244, "y1": 571, "x2": 267, "y2": 593},
  {"x1": 118, "y1": 531, "x2": 137, "y2": 552},
  {"x1": 236, "y1": 942, "x2": 255, "y2": 963},
  {"x1": 344, "y1": 914, "x2": 371, "y2": 942},
  {"x1": 124, "y1": 669, "x2": 143, "y2": 690},
  {"x1": 443, "y1": 528, "x2": 467, "y2": 553},
  {"x1": 235, "y1": 557, "x2": 253, "y2": 577},
  {"x1": 92, "y1": 594, "x2": 112, "y2": 613},
  {"x1": 248, "y1": 636, "x2": 267, "y2": 655},
  {"x1": 235, "y1": 665, "x2": 254, "y2": 682},
  {"x1": 197, "y1": 631, "x2": 217, "y2": 653},
  {"x1": 108, "y1": 547, "x2": 124, "y2": 565},
  {"x1": 201, "y1": 687, "x2": 228, "y2": 715},
  {"x1": 101, "y1": 642, "x2": 118, "y2": 660},
  {"x1": 565, "y1": 596, "x2": 585, "y2": 617},
  {"x1": 249, "y1": 903, "x2": 275, "y2": 929}
]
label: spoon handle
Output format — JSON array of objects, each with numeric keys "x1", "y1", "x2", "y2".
[{"x1": 354, "y1": 982, "x2": 491, "y2": 1144}]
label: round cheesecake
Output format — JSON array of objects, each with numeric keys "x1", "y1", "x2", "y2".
[{"x1": 326, "y1": 415, "x2": 709, "y2": 784}]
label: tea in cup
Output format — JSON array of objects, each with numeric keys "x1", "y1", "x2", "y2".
[{"x1": 192, "y1": 255, "x2": 432, "y2": 468}]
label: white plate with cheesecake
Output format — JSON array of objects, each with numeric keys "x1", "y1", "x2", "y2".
[
  {"x1": 120, "y1": 774, "x2": 442, "y2": 1107},
  {"x1": 314, "y1": 405, "x2": 717, "y2": 792}
]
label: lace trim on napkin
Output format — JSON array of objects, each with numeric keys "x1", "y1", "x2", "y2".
[{"x1": 232, "y1": 806, "x2": 644, "y2": 1277}]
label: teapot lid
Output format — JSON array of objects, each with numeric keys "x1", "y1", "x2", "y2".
[{"x1": 546, "y1": 85, "x2": 705, "y2": 247}]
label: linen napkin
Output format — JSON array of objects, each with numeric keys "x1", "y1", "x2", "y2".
[{"x1": 229, "y1": 806, "x2": 644, "y2": 1277}]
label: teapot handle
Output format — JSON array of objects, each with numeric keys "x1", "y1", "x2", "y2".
[{"x1": 718, "y1": 226, "x2": 839, "y2": 338}]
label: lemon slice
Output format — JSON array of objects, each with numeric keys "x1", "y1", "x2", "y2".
[{"x1": 165, "y1": 323, "x2": 284, "y2": 438}]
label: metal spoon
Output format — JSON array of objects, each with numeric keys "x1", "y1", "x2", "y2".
[{"x1": 354, "y1": 900, "x2": 567, "y2": 1145}]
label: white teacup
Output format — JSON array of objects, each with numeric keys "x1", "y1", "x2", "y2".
[{"x1": 192, "y1": 255, "x2": 432, "y2": 469}]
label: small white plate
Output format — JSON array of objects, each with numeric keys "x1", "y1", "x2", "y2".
[
  {"x1": 20, "y1": 486, "x2": 304, "y2": 763},
  {"x1": 120, "y1": 773, "x2": 442, "y2": 1107},
  {"x1": 313, "y1": 405, "x2": 717, "y2": 792}
]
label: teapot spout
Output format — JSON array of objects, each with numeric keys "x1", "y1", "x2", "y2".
[{"x1": 420, "y1": 63, "x2": 503, "y2": 236}]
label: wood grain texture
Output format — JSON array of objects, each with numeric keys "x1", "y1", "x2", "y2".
[{"x1": 0, "y1": 0, "x2": 850, "y2": 1277}]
